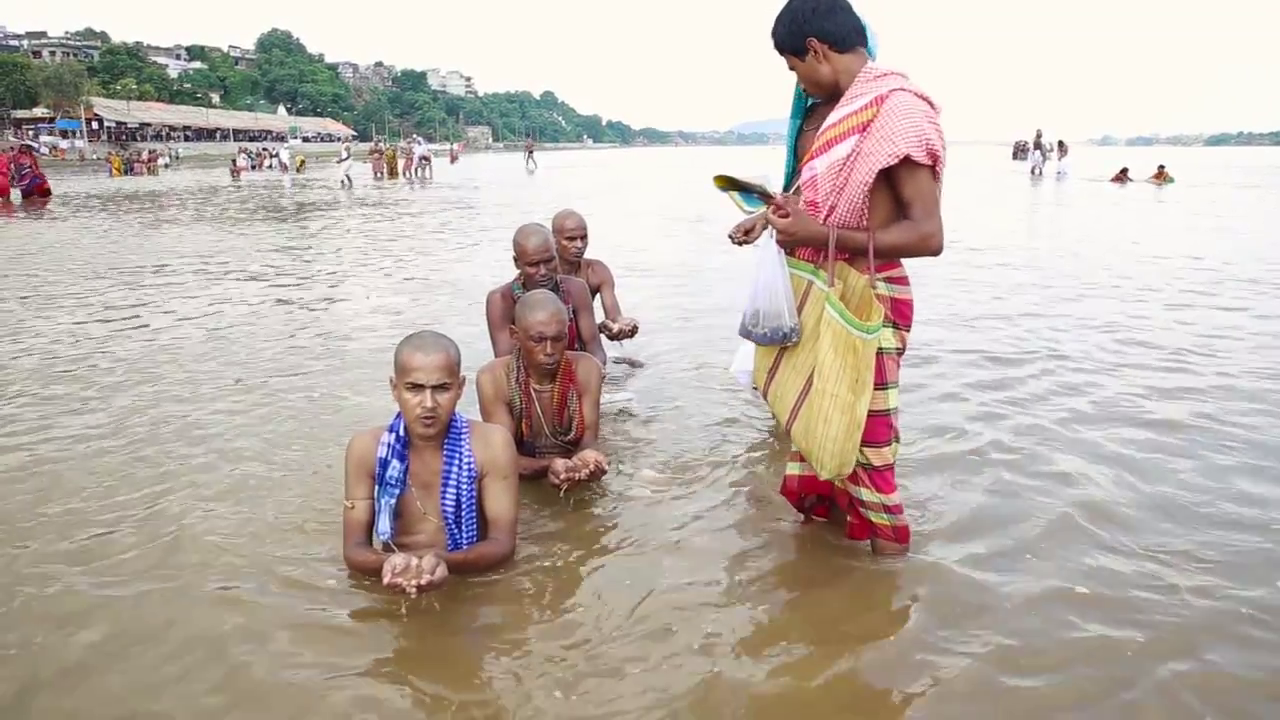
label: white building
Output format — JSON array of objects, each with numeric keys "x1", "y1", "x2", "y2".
[
  {"x1": 138, "y1": 43, "x2": 189, "y2": 62},
  {"x1": 425, "y1": 69, "x2": 478, "y2": 97},
  {"x1": 333, "y1": 61, "x2": 396, "y2": 89},
  {"x1": 227, "y1": 45, "x2": 256, "y2": 70},
  {"x1": 150, "y1": 57, "x2": 208, "y2": 79}
]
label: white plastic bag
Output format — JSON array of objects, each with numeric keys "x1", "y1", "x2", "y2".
[
  {"x1": 729, "y1": 340, "x2": 755, "y2": 389},
  {"x1": 738, "y1": 229, "x2": 801, "y2": 347}
]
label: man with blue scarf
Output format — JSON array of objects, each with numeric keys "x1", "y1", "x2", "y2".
[{"x1": 342, "y1": 330, "x2": 520, "y2": 595}]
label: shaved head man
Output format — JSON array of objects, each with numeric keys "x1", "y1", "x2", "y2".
[
  {"x1": 512, "y1": 285, "x2": 569, "y2": 326},
  {"x1": 342, "y1": 330, "x2": 521, "y2": 597},
  {"x1": 485, "y1": 222, "x2": 607, "y2": 366},
  {"x1": 477, "y1": 290, "x2": 607, "y2": 492},
  {"x1": 393, "y1": 329, "x2": 462, "y2": 376},
  {"x1": 551, "y1": 209, "x2": 639, "y2": 342}
]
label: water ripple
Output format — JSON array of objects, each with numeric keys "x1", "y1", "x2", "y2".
[{"x1": 1, "y1": 145, "x2": 1279, "y2": 719}]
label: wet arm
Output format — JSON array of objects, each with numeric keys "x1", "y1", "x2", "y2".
[
  {"x1": 477, "y1": 363, "x2": 552, "y2": 480},
  {"x1": 342, "y1": 433, "x2": 387, "y2": 579},
  {"x1": 596, "y1": 264, "x2": 626, "y2": 322},
  {"x1": 572, "y1": 282, "x2": 608, "y2": 366},
  {"x1": 443, "y1": 427, "x2": 519, "y2": 573},
  {"x1": 485, "y1": 291, "x2": 515, "y2": 358},
  {"x1": 576, "y1": 356, "x2": 603, "y2": 450},
  {"x1": 821, "y1": 161, "x2": 944, "y2": 260}
]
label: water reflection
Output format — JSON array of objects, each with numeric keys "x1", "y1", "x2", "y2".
[
  {"x1": 3, "y1": 147, "x2": 1280, "y2": 718},
  {"x1": 353, "y1": 596, "x2": 510, "y2": 717}
]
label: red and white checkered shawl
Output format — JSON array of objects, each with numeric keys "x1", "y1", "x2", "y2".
[{"x1": 791, "y1": 63, "x2": 946, "y2": 268}]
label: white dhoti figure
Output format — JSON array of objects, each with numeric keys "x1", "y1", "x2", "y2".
[{"x1": 1030, "y1": 149, "x2": 1046, "y2": 175}]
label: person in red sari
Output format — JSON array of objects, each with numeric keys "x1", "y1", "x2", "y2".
[
  {"x1": 0, "y1": 149, "x2": 11, "y2": 202},
  {"x1": 13, "y1": 145, "x2": 52, "y2": 200},
  {"x1": 729, "y1": 0, "x2": 945, "y2": 555}
]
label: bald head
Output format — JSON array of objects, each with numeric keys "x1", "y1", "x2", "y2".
[
  {"x1": 513, "y1": 288, "x2": 569, "y2": 328},
  {"x1": 393, "y1": 330, "x2": 461, "y2": 374},
  {"x1": 512, "y1": 222, "x2": 553, "y2": 256},
  {"x1": 551, "y1": 209, "x2": 585, "y2": 236}
]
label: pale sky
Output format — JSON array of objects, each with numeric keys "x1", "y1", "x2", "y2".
[{"x1": 5, "y1": 0, "x2": 1269, "y2": 140}]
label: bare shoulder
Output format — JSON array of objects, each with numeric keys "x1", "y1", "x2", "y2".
[
  {"x1": 560, "y1": 274, "x2": 591, "y2": 296},
  {"x1": 468, "y1": 419, "x2": 518, "y2": 471},
  {"x1": 469, "y1": 418, "x2": 513, "y2": 448},
  {"x1": 485, "y1": 283, "x2": 514, "y2": 307},
  {"x1": 476, "y1": 355, "x2": 509, "y2": 382},
  {"x1": 344, "y1": 426, "x2": 383, "y2": 491},
  {"x1": 586, "y1": 258, "x2": 615, "y2": 283},
  {"x1": 569, "y1": 351, "x2": 604, "y2": 381},
  {"x1": 346, "y1": 426, "x2": 383, "y2": 462}
]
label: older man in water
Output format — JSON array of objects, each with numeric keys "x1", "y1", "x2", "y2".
[
  {"x1": 551, "y1": 209, "x2": 639, "y2": 342},
  {"x1": 477, "y1": 290, "x2": 608, "y2": 491},
  {"x1": 486, "y1": 222, "x2": 607, "y2": 366},
  {"x1": 342, "y1": 330, "x2": 520, "y2": 595}
]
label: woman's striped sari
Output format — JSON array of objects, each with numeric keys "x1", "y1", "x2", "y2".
[{"x1": 773, "y1": 28, "x2": 945, "y2": 547}]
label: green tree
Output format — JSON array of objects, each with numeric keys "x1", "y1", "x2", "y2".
[
  {"x1": 10, "y1": 26, "x2": 678, "y2": 143},
  {"x1": 111, "y1": 77, "x2": 141, "y2": 101},
  {"x1": 252, "y1": 28, "x2": 353, "y2": 120},
  {"x1": 32, "y1": 60, "x2": 91, "y2": 114},
  {"x1": 171, "y1": 67, "x2": 222, "y2": 106},
  {"x1": 1203, "y1": 131, "x2": 1280, "y2": 147},
  {"x1": 93, "y1": 43, "x2": 176, "y2": 102},
  {"x1": 353, "y1": 89, "x2": 393, "y2": 137},
  {"x1": 184, "y1": 45, "x2": 215, "y2": 62},
  {"x1": 183, "y1": 47, "x2": 262, "y2": 109},
  {"x1": 0, "y1": 55, "x2": 39, "y2": 110},
  {"x1": 66, "y1": 27, "x2": 112, "y2": 44}
]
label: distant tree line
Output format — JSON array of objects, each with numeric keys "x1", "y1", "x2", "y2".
[
  {"x1": 0, "y1": 26, "x2": 764, "y2": 146},
  {"x1": 1093, "y1": 131, "x2": 1280, "y2": 147}
]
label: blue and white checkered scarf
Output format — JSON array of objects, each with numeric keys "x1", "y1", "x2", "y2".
[{"x1": 373, "y1": 412, "x2": 480, "y2": 552}]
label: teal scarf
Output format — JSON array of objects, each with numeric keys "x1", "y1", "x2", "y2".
[{"x1": 783, "y1": 22, "x2": 880, "y2": 189}]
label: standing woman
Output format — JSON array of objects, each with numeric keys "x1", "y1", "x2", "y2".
[
  {"x1": 14, "y1": 144, "x2": 52, "y2": 199},
  {"x1": 0, "y1": 148, "x2": 12, "y2": 201},
  {"x1": 726, "y1": 0, "x2": 947, "y2": 555},
  {"x1": 369, "y1": 138, "x2": 386, "y2": 179}
]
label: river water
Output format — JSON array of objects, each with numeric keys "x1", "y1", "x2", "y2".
[{"x1": 2, "y1": 145, "x2": 1279, "y2": 719}]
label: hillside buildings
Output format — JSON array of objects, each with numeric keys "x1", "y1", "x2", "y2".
[
  {"x1": 424, "y1": 68, "x2": 478, "y2": 97},
  {"x1": 3, "y1": 25, "x2": 481, "y2": 106},
  {"x1": 0, "y1": 25, "x2": 252, "y2": 78},
  {"x1": 333, "y1": 61, "x2": 396, "y2": 90},
  {"x1": 0, "y1": 28, "x2": 102, "y2": 63},
  {"x1": 328, "y1": 61, "x2": 479, "y2": 97}
]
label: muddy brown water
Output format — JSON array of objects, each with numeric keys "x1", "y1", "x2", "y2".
[{"x1": 2, "y1": 146, "x2": 1279, "y2": 719}]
